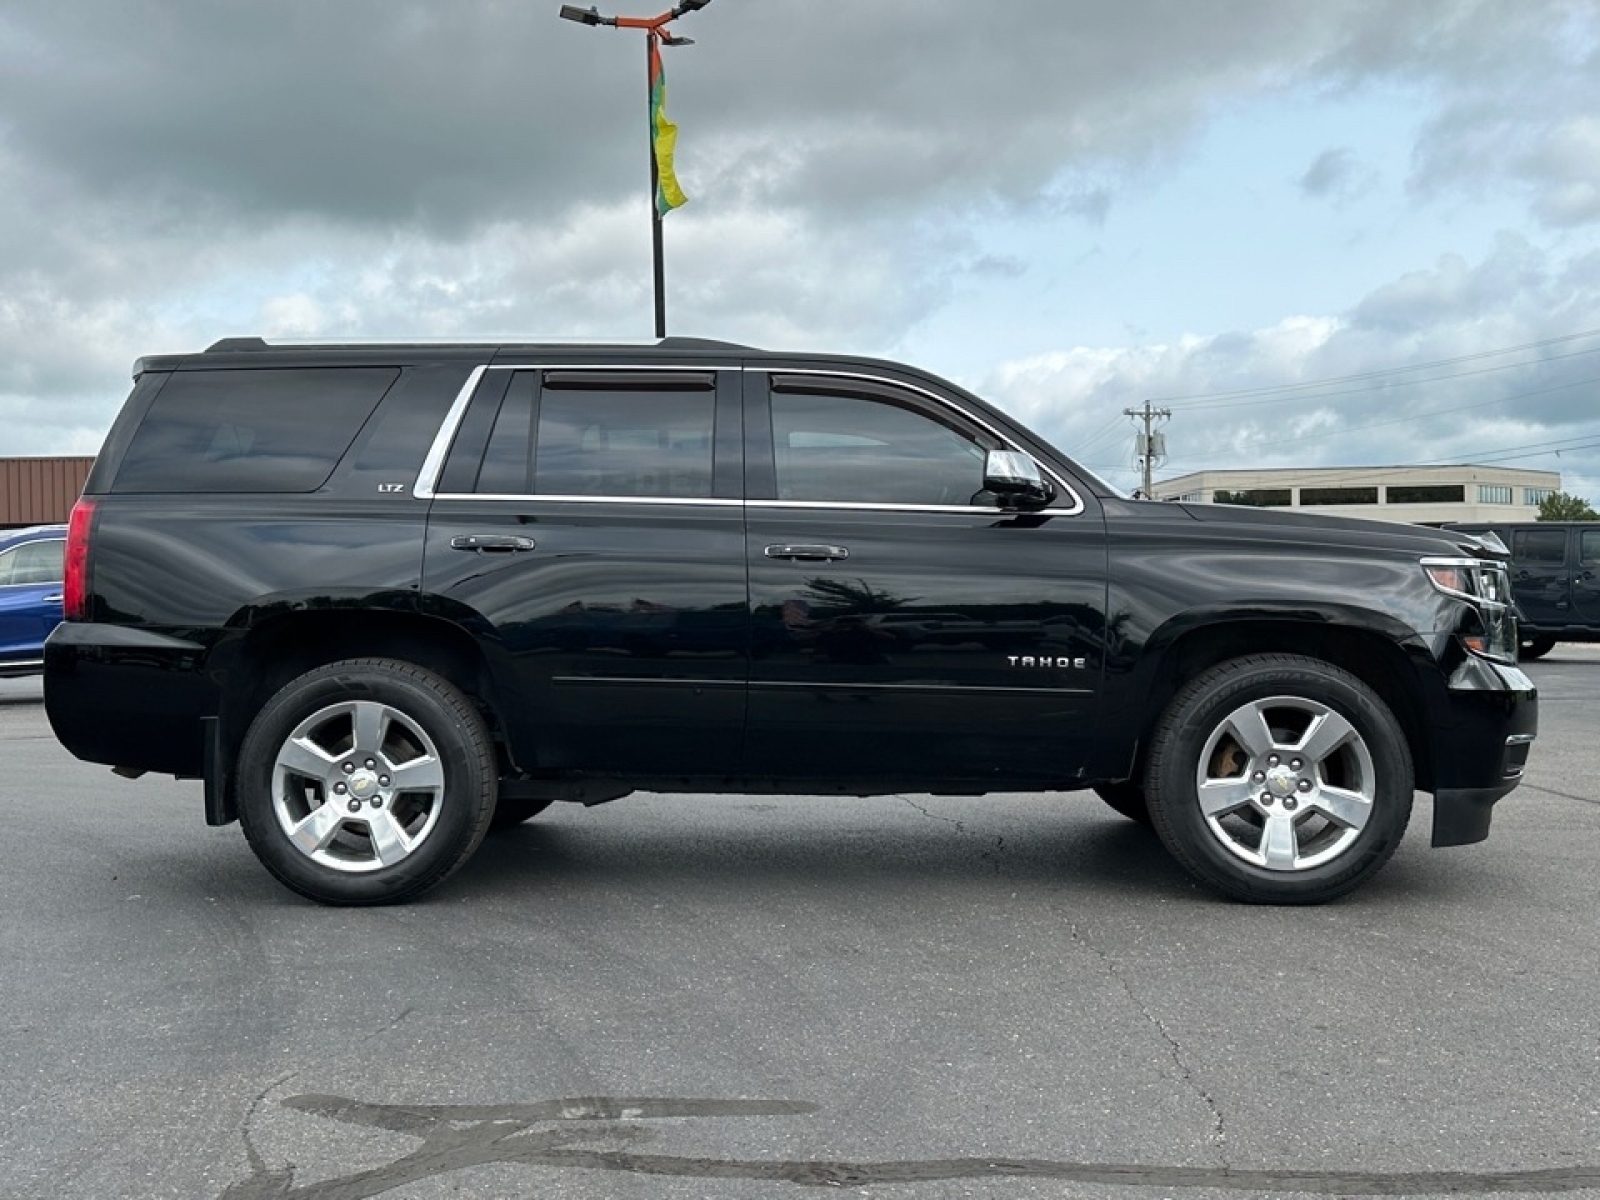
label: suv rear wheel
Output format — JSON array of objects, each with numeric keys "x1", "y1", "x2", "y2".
[
  {"x1": 236, "y1": 658, "x2": 497, "y2": 906},
  {"x1": 1145, "y1": 654, "x2": 1413, "y2": 904}
]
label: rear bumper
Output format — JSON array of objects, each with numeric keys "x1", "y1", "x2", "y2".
[
  {"x1": 44, "y1": 622, "x2": 216, "y2": 776},
  {"x1": 1428, "y1": 656, "x2": 1538, "y2": 848}
]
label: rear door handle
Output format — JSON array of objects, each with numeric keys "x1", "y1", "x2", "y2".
[
  {"x1": 764, "y1": 543, "x2": 850, "y2": 562},
  {"x1": 451, "y1": 534, "x2": 536, "y2": 553},
  {"x1": 42, "y1": 593, "x2": 63, "y2": 604}
]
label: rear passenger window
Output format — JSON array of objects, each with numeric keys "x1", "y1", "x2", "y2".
[
  {"x1": 1514, "y1": 529, "x2": 1568, "y2": 565},
  {"x1": 113, "y1": 368, "x2": 399, "y2": 493},
  {"x1": 534, "y1": 376, "x2": 714, "y2": 498}
]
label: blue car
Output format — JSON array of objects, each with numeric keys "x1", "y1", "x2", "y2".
[{"x1": 0, "y1": 524, "x2": 67, "y2": 677}]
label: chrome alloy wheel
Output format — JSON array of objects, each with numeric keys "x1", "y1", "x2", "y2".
[
  {"x1": 270, "y1": 699, "x2": 446, "y2": 873},
  {"x1": 1194, "y1": 695, "x2": 1376, "y2": 872}
]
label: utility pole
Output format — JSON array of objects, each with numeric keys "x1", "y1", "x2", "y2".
[{"x1": 1124, "y1": 401, "x2": 1171, "y2": 499}]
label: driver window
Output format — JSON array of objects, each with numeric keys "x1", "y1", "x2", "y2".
[{"x1": 770, "y1": 387, "x2": 990, "y2": 506}]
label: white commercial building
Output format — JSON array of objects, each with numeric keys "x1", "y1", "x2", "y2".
[{"x1": 1152, "y1": 464, "x2": 1560, "y2": 525}]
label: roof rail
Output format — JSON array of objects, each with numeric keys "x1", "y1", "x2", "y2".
[{"x1": 200, "y1": 334, "x2": 760, "y2": 353}]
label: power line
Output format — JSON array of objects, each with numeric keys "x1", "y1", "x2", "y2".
[
  {"x1": 1185, "y1": 373, "x2": 1600, "y2": 453},
  {"x1": 1137, "y1": 326, "x2": 1600, "y2": 407},
  {"x1": 1169, "y1": 345, "x2": 1600, "y2": 414}
]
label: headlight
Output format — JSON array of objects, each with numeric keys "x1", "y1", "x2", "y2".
[{"x1": 1422, "y1": 557, "x2": 1516, "y2": 662}]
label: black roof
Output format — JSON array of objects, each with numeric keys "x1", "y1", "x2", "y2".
[{"x1": 133, "y1": 336, "x2": 937, "y2": 381}]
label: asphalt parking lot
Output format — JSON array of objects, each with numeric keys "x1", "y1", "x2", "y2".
[{"x1": 2, "y1": 648, "x2": 1598, "y2": 1200}]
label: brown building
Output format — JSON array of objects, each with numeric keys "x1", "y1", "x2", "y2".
[{"x1": 0, "y1": 457, "x2": 95, "y2": 528}]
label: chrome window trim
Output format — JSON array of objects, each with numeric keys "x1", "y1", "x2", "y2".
[
  {"x1": 414, "y1": 365, "x2": 487, "y2": 500},
  {"x1": 486, "y1": 363, "x2": 730, "y2": 372},
  {"x1": 426, "y1": 495, "x2": 1016, "y2": 516},
  {"x1": 749, "y1": 500, "x2": 1003, "y2": 515},
  {"x1": 412, "y1": 361, "x2": 1086, "y2": 515},
  {"x1": 429, "y1": 493, "x2": 742, "y2": 508}
]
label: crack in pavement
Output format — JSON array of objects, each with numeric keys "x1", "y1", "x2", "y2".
[
  {"x1": 1064, "y1": 921, "x2": 1229, "y2": 1167},
  {"x1": 898, "y1": 795, "x2": 1006, "y2": 871},
  {"x1": 1522, "y1": 782, "x2": 1600, "y2": 807},
  {"x1": 898, "y1": 795, "x2": 967, "y2": 833}
]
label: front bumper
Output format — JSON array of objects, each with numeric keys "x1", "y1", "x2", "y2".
[{"x1": 1428, "y1": 655, "x2": 1537, "y2": 848}]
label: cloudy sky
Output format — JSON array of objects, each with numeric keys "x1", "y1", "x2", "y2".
[{"x1": 3, "y1": 0, "x2": 1598, "y2": 501}]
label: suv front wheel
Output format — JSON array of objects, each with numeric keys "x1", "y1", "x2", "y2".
[
  {"x1": 236, "y1": 658, "x2": 497, "y2": 906},
  {"x1": 1145, "y1": 654, "x2": 1413, "y2": 904}
]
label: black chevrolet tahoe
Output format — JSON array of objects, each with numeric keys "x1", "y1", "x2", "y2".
[{"x1": 45, "y1": 337, "x2": 1538, "y2": 906}]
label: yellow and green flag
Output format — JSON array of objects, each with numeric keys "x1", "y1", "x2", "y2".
[{"x1": 649, "y1": 39, "x2": 687, "y2": 215}]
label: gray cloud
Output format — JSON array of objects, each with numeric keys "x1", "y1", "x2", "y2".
[{"x1": 0, "y1": 0, "x2": 1596, "y2": 490}]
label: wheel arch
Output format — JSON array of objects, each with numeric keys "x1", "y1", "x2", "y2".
[
  {"x1": 211, "y1": 608, "x2": 516, "y2": 794},
  {"x1": 1117, "y1": 615, "x2": 1435, "y2": 795}
]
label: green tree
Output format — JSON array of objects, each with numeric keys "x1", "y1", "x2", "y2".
[{"x1": 1537, "y1": 491, "x2": 1599, "y2": 521}]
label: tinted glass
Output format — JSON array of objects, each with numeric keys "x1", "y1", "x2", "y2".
[
  {"x1": 1215, "y1": 488, "x2": 1291, "y2": 507},
  {"x1": 771, "y1": 389, "x2": 987, "y2": 505},
  {"x1": 476, "y1": 373, "x2": 535, "y2": 494},
  {"x1": 346, "y1": 362, "x2": 477, "y2": 495},
  {"x1": 114, "y1": 368, "x2": 398, "y2": 493},
  {"x1": 1301, "y1": 486, "x2": 1378, "y2": 505},
  {"x1": 1514, "y1": 529, "x2": 1568, "y2": 565},
  {"x1": 0, "y1": 539, "x2": 63, "y2": 586},
  {"x1": 1388, "y1": 485, "x2": 1464, "y2": 504},
  {"x1": 534, "y1": 385, "x2": 714, "y2": 498},
  {"x1": 1581, "y1": 530, "x2": 1600, "y2": 568}
]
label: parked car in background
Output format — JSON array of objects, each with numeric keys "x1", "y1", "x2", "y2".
[
  {"x1": 1445, "y1": 522, "x2": 1600, "y2": 659},
  {"x1": 0, "y1": 524, "x2": 67, "y2": 676}
]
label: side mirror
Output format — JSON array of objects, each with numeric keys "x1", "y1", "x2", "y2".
[{"x1": 984, "y1": 450, "x2": 1053, "y2": 509}]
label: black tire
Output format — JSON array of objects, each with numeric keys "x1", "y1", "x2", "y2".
[
  {"x1": 1520, "y1": 635, "x2": 1556, "y2": 661},
  {"x1": 1144, "y1": 654, "x2": 1413, "y2": 905},
  {"x1": 1093, "y1": 781, "x2": 1152, "y2": 825},
  {"x1": 488, "y1": 795, "x2": 555, "y2": 832},
  {"x1": 236, "y1": 658, "x2": 498, "y2": 906}
]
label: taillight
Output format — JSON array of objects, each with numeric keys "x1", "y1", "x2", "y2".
[{"x1": 63, "y1": 497, "x2": 95, "y2": 620}]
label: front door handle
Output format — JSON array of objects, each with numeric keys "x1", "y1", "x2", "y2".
[
  {"x1": 764, "y1": 543, "x2": 850, "y2": 562},
  {"x1": 451, "y1": 534, "x2": 536, "y2": 553}
]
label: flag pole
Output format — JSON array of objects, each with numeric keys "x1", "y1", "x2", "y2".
[
  {"x1": 559, "y1": 2, "x2": 711, "y2": 341},
  {"x1": 647, "y1": 30, "x2": 667, "y2": 338}
]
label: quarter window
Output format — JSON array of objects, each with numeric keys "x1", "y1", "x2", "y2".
[
  {"x1": 769, "y1": 387, "x2": 991, "y2": 506},
  {"x1": 114, "y1": 368, "x2": 398, "y2": 493}
]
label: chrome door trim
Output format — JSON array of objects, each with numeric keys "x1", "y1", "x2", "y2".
[{"x1": 413, "y1": 362, "x2": 1086, "y2": 516}]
